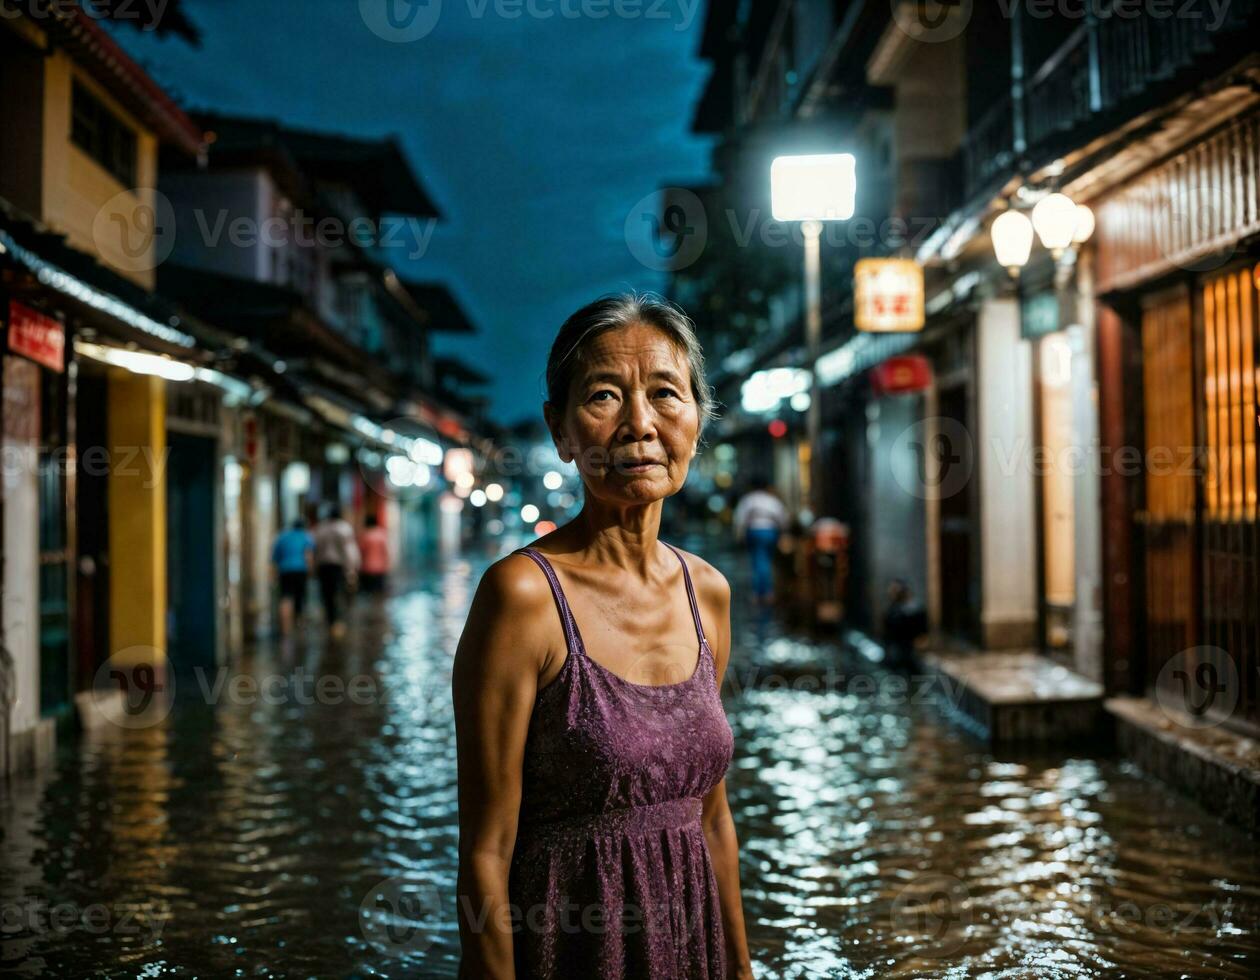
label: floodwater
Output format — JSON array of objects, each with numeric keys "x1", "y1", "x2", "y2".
[{"x1": 2, "y1": 537, "x2": 1258, "y2": 979}]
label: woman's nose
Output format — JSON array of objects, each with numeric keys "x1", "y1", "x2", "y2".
[{"x1": 617, "y1": 392, "x2": 656, "y2": 441}]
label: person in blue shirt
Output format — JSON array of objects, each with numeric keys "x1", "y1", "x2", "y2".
[{"x1": 272, "y1": 517, "x2": 315, "y2": 635}]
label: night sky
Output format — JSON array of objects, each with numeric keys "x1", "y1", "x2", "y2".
[{"x1": 111, "y1": 0, "x2": 714, "y2": 426}]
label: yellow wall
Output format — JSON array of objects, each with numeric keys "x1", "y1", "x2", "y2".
[
  {"x1": 107, "y1": 370, "x2": 167, "y2": 664},
  {"x1": 40, "y1": 50, "x2": 159, "y2": 291}
]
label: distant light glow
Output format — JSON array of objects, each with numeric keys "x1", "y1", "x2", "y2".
[
  {"x1": 742, "y1": 367, "x2": 811, "y2": 414},
  {"x1": 543, "y1": 470, "x2": 563, "y2": 490},
  {"x1": 770, "y1": 153, "x2": 857, "y2": 222},
  {"x1": 534, "y1": 520, "x2": 557, "y2": 536},
  {"x1": 485, "y1": 483, "x2": 504, "y2": 502},
  {"x1": 768, "y1": 419, "x2": 788, "y2": 438},
  {"x1": 470, "y1": 489, "x2": 487, "y2": 507},
  {"x1": 521, "y1": 504, "x2": 540, "y2": 523}
]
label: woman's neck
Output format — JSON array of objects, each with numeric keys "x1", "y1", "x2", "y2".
[{"x1": 564, "y1": 499, "x2": 664, "y2": 576}]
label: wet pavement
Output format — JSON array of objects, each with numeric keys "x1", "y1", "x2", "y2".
[{"x1": 2, "y1": 534, "x2": 1260, "y2": 979}]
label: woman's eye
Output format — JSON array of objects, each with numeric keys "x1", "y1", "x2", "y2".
[
  {"x1": 589, "y1": 390, "x2": 615, "y2": 403},
  {"x1": 656, "y1": 387, "x2": 680, "y2": 399}
]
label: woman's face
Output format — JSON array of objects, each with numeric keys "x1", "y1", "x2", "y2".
[{"x1": 547, "y1": 322, "x2": 701, "y2": 508}]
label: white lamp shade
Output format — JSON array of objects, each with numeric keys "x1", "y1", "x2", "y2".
[
  {"x1": 1032, "y1": 193, "x2": 1078, "y2": 251},
  {"x1": 1072, "y1": 204, "x2": 1095, "y2": 244},
  {"x1": 991, "y1": 209, "x2": 1034, "y2": 270},
  {"x1": 770, "y1": 153, "x2": 857, "y2": 222}
]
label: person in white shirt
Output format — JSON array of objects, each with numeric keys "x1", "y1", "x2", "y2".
[
  {"x1": 732, "y1": 476, "x2": 788, "y2": 603},
  {"x1": 312, "y1": 505, "x2": 360, "y2": 637}
]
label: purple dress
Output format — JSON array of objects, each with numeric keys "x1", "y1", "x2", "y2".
[{"x1": 507, "y1": 543, "x2": 735, "y2": 979}]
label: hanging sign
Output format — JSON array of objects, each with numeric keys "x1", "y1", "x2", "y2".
[
  {"x1": 854, "y1": 259, "x2": 924, "y2": 332},
  {"x1": 6, "y1": 300, "x2": 65, "y2": 372},
  {"x1": 870, "y1": 355, "x2": 932, "y2": 395}
]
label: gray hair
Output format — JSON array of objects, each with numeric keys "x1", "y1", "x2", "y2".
[{"x1": 545, "y1": 291, "x2": 719, "y2": 441}]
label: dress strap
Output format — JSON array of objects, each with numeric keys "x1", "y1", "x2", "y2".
[
  {"x1": 515, "y1": 547, "x2": 585, "y2": 656},
  {"x1": 662, "y1": 542, "x2": 706, "y2": 645}
]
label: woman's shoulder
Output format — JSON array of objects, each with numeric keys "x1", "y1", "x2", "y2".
[
  {"x1": 666, "y1": 543, "x2": 731, "y2": 607},
  {"x1": 475, "y1": 550, "x2": 558, "y2": 614}
]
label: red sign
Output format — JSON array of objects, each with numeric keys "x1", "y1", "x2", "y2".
[
  {"x1": 6, "y1": 301, "x2": 65, "y2": 373},
  {"x1": 870, "y1": 355, "x2": 932, "y2": 395}
]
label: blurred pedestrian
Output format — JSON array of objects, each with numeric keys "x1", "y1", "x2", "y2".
[
  {"x1": 313, "y1": 505, "x2": 360, "y2": 637},
  {"x1": 358, "y1": 512, "x2": 391, "y2": 595},
  {"x1": 733, "y1": 475, "x2": 787, "y2": 604},
  {"x1": 271, "y1": 517, "x2": 314, "y2": 636},
  {"x1": 883, "y1": 578, "x2": 927, "y2": 672}
]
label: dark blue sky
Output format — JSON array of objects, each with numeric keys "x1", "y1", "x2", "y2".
[{"x1": 114, "y1": 0, "x2": 714, "y2": 425}]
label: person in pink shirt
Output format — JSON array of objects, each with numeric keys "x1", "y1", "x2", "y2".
[{"x1": 357, "y1": 513, "x2": 391, "y2": 594}]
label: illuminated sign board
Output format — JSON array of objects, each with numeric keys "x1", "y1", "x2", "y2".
[{"x1": 854, "y1": 259, "x2": 925, "y2": 333}]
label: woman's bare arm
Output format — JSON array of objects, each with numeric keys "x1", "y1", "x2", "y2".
[
  {"x1": 452, "y1": 554, "x2": 555, "y2": 979},
  {"x1": 694, "y1": 559, "x2": 755, "y2": 979}
]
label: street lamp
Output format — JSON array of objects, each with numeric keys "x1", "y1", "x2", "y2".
[{"x1": 770, "y1": 152, "x2": 857, "y2": 518}]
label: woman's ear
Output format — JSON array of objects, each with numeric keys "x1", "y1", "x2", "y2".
[{"x1": 543, "y1": 402, "x2": 572, "y2": 463}]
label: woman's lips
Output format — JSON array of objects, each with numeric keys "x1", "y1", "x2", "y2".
[{"x1": 616, "y1": 460, "x2": 663, "y2": 473}]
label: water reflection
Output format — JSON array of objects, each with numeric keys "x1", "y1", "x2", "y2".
[{"x1": 1, "y1": 549, "x2": 1258, "y2": 978}]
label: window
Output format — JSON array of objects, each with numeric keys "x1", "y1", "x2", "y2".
[{"x1": 71, "y1": 80, "x2": 137, "y2": 186}]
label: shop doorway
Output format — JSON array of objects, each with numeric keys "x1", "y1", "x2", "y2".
[
  {"x1": 74, "y1": 370, "x2": 110, "y2": 690},
  {"x1": 936, "y1": 379, "x2": 980, "y2": 644},
  {"x1": 166, "y1": 432, "x2": 218, "y2": 672}
]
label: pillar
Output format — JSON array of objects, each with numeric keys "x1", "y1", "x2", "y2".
[
  {"x1": 107, "y1": 371, "x2": 166, "y2": 665},
  {"x1": 976, "y1": 296, "x2": 1038, "y2": 649}
]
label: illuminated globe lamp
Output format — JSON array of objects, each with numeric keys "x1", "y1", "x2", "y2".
[
  {"x1": 1031, "y1": 192, "x2": 1079, "y2": 257},
  {"x1": 1072, "y1": 204, "x2": 1095, "y2": 245},
  {"x1": 991, "y1": 208, "x2": 1034, "y2": 277}
]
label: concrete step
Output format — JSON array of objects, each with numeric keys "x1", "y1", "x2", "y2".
[
  {"x1": 1107, "y1": 695, "x2": 1260, "y2": 836},
  {"x1": 919, "y1": 649, "x2": 1107, "y2": 744}
]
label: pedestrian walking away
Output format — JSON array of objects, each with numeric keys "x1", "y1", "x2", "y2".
[
  {"x1": 357, "y1": 513, "x2": 391, "y2": 595},
  {"x1": 452, "y1": 293, "x2": 754, "y2": 979},
  {"x1": 271, "y1": 517, "x2": 314, "y2": 635},
  {"x1": 313, "y1": 505, "x2": 360, "y2": 638},
  {"x1": 733, "y1": 475, "x2": 787, "y2": 605}
]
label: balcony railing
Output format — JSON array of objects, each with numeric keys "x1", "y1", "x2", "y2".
[
  {"x1": 963, "y1": 0, "x2": 1258, "y2": 198},
  {"x1": 964, "y1": 98, "x2": 1016, "y2": 197}
]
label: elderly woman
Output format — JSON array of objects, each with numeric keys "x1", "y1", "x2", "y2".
[{"x1": 453, "y1": 294, "x2": 753, "y2": 979}]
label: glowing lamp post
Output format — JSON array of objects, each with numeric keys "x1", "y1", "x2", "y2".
[{"x1": 770, "y1": 153, "x2": 856, "y2": 517}]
